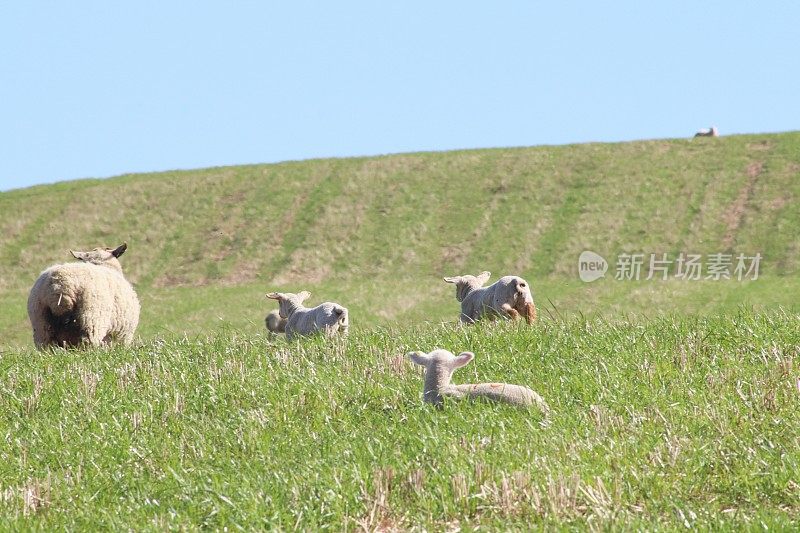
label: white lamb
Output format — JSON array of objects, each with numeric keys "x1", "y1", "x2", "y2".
[
  {"x1": 408, "y1": 349, "x2": 549, "y2": 411},
  {"x1": 266, "y1": 291, "x2": 348, "y2": 341},
  {"x1": 694, "y1": 126, "x2": 719, "y2": 137},
  {"x1": 444, "y1": 271, "x2": 537, "y2": 324},
  {"x1": 27, "y1": 243, "x2": 140, "y2": 349}
]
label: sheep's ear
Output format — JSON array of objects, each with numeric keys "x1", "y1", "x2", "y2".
[
  {"x1": 443, "y1": 276, "x2": 460, "y2": 284},
  {"x1": 407, "y1": 351, "x2": 431, "y2": 366},
  {"x1": 111, "y1": 243, "x2": 128, "y2": 258},
  {"x1": 298, "y1": 290, "x2": 311, "y2": 301},
  {"x1": 70, "y1": 250, "x2": 88, "y2": 261},
  {"x1": 266, "y1": 292, "x2": 282, "y2": 300},
  {"x1": 451, "y1": 351, "x2": 475, "y2": 369},
  {"x1": 476, "y1": 271, "x2": 491, "y2": 284}
]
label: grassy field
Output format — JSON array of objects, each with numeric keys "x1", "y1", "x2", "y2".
[
  {"x1": 1, "y1": 132, "x2": 799, "y2": 348},
  {"x1": 1, "y1": 312, "x2": 799, "y2": 529},
  {"x1": 1, "y1": 133, "x2": 799, "y2": 528}
]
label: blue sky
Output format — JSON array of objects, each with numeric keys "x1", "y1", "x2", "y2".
[{"x1": 1, "y1": 2, "x2": 797, "y2": 191}]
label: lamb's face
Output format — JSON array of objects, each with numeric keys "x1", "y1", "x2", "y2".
[
  {"x1": 513, "y1": 278, "x2": 533, "y2": 301},
  {"x1": 70, "y1": 243, "x2": 127, "y2": 272},
  {"x1": 408, "y1": 349, "x2": 474, "y2": 383}
]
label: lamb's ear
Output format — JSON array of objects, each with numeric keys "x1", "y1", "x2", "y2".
[
  {"x1": 266, "y1": 292, "x2": 282, "y2": 300},
  {"x1": 111, "y1": 242, "x2": 128, "y2": 258},
  {"x1": 407, "y1": 351, "x2": 431, "y2": 366},
  {"x1": 443, "y1": 276, "x2": 461, "y2": 284},
  {"x1": 451, "y1": 351, "x2": 475, "y2": 369},
  {"x1": 298, "y1": 290, "x2": 311, "y2": 302},
  {"x1": 476, "y1": 271, "x2": 491, "y2": 284}
]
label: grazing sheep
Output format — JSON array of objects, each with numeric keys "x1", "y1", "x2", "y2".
[
  {"x1": 443, "y1": 271, "x2": 537, "y2": 324},
  {"x1": 408, "y1": 349, "x2": 549, "y2": 411},
  {"x1": 27, "y1": 243, "x2": 140, "y2": 349},
  {"x1": 265, "y1": 309, "x2": 287, "y2": 334},
  {"x1": 694, "y1": 126, "x2": 719, "y2": 137},
  {"x1": 266, "y1": 291, "x2": 349, "y2": 341}
]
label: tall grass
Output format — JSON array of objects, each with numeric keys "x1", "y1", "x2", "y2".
[{"x1": 1, "y1": 310, "x2": 798, "y2": 529}]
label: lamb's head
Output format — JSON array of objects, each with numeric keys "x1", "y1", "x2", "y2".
[
  {"x1": 408, "y1": 349, "x2": 474, "y2": 405},
  {"x1": 266, "y1": 290, "x2": 311, "y2": 319},
  {"x1": 70, "y1": 242, "x2": 128, "y2": 273},
  {"x1": 443, "y1": 271, "x2": 491, "y2": 302},
  {"x1": 511, "y1": 277, "x2": 533, "y2": 303}
]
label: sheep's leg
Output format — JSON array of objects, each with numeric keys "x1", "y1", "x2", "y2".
[
  {"x1": 83, "y1": 321, "x2": 107, "y2": 347},
  {"x1": 30, "y1": 306, "x2": 55, "y2": 349},
  {"x1": 459, "y1": 303, "x2": 480, "y2": 324},
  {"x1": 32, "y1": 322, "x2": 54, "y2": 349},
  {"x1": 119, "y1": 329, "x2": 135, "y2": 346},
  {"x1": 522, "y1": 302, "x2": 537, "y2": 324},
  {"x1": 81, "y1": 330, "x2": 99, "y2": 347},
  {"x1": 500, "y1": 303, "x2": 521, "y2": 320},
  {"x1": 34, "y1": 329, "x2": 53, "y2": 349}
]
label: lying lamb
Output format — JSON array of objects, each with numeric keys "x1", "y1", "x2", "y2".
[
  {"x1": 694, "y1": 126, "x2": 719, "y2": 137},
  {"x1": 266, "y1": 291, "x2": 348, "y2": 341},
  {"x1": 265, "y1": 309, "x2": 287, "y2": 334},
  {"x1": 27, "y1": 243, "x2": 140, "y2": 349},
  {"x1": 444, "y1": 271, "x2": 536, "y2": 324},
  {"x1": 408, "y1": 349, "x2": 549, "y2": 411}
]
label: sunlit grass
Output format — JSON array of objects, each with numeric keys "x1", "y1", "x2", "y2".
[{"x1": 1, "y1": 310, "x2": 798, "y2": 528}]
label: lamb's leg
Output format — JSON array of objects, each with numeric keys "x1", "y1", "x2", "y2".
[
  {"x1": 513, "y1": 300, "x2": 537, "y2": 324},
  {"x1": 500, "y1": 303, "x2": 521, "y2": 320},
  {"x1": 523, "y1": 302, "x2": 537, "y2": 324},
  {"x1": 459, "y1": 305, "x2": 479, "y2": 324}
]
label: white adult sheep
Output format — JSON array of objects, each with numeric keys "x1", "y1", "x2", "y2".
[
  {"x1": 266, "y1": 291, "x2": 348, "y2": 341},
  {"x1": 694, "y1": 126, "x2": 719, "y2": 137},
  {"x1": 408, "y1": 349, "x2": 549, "y2": 411},
  {"x1": 27, "y1": 243, "x2": 140, "y2": 349},
  {"x1": 443, "y1": 271, "x2": 537, "y2": 324},
  {"x1": 264, "y1": 309, "x2": 287, "y2": 334}
]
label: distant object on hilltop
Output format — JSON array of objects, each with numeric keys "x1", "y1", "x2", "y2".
[{"x1": 694, "y1": 126, "x2": 719, "y2": 137}]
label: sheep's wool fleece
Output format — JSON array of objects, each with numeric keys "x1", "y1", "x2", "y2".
[{"x1": 28, "y1": 261, "x2": 140, "y2": 347}]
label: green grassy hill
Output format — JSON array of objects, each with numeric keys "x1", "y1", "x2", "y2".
[
  {"x1": 2, "y1": 134, "x2": 800, "y2": 529},
  {"x1": 2, "y1": 132, "x2": 799, "y2": 347}
]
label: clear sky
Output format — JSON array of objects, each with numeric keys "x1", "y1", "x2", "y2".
[{"x1": 1, "y1": 2, "x2": 797, "y2": 191}]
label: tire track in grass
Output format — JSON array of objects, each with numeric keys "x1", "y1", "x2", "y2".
[
  {"x1": 721, "y1": 161, "x2": 763, "y2": 250},
  {"x1": 531, "y1": 170, "x2": 591, "y2": 278},
  {"x1": 674, "y1": 171, "x2": 712, "y2": 258},
  {"x1": 266, "y1": 161, "x2": 347, "y2": 280},
  {"x1": 442, "y1": 152, "x2": 512, "y2": 273}
]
